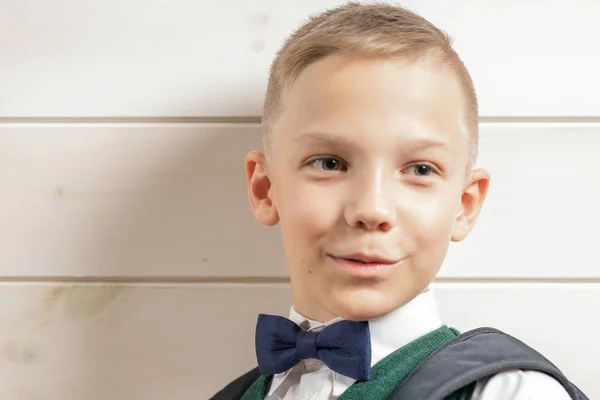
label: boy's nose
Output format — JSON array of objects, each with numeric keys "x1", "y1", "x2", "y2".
[{"x1": 344, "y1": 178, "x2": 397, "y2": 232}]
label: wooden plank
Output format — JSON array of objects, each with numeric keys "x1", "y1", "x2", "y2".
[
  {"x1": 0, "y1": 0, "x2": 599, "y2": 117},
  {"x1": 0, "y1": 282, "x2": 292, "y2": 400},
  {"x1": 442, "y1": 122, "x2": 600, "y2": 278},
  {"x1": 0, "y1": 282, "x2": 595, "y2": 399},
  {"x1": 1, "y1": 122, "x2": 599, "y2": 278},
  {"x1": 0, "y1": 122, "x2": 285, "y2": 278}
]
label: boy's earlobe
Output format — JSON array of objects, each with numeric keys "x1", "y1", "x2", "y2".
[
  {"x1": 245, "y1": 151, "x2": 279, "y2": 226},
  {"x1": 451, "y1": 168, "x2": 491, "y2": 242}
]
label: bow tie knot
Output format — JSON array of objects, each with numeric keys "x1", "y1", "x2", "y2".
[
  {"x1": 296, "y1": 330, "x2": 319, "y2": 360},
  {"x1": 255, "y1": 313, "x2": 372, "y2": 381}
]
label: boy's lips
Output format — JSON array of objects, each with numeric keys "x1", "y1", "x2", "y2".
[
  {"x1": 327, "y1": 253, "x2": 406, "y2": 278},
  {"x1": 335, "y1": 252, "x2": 399, "y2": 264}
]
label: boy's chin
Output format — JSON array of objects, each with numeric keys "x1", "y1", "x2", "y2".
[{"x1": 324, "y1": 287, "x2": 415, "y2": 322}]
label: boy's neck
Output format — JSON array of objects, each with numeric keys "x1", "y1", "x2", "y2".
[{"x1": 292, "y1": 287, "x2": 433, "y2": 323}]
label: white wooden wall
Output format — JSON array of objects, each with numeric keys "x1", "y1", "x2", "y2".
[{"x1": 1, "y1": 1, "x2": 599, "y2": 399}]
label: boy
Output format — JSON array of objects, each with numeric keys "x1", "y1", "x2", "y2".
[{"x1": 212, "y1": 2, "x2": 585, "y2": 399}]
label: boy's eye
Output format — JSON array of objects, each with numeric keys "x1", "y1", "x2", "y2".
[
  {"x1": 405, "y1": 164, "x2": 435, "y2": 177},
  {"x1": 309, "y1": 157, "x2": 346, "y2": 171}
]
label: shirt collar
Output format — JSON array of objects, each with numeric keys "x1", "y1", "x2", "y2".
[{"x1": 267, "y1": 288, "x2": 443, "y2": 396}]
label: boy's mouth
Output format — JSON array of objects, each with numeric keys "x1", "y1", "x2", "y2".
[
  {"x1": 327, "y1": 253, "x2": 405, "y2": 278},
  {"x1": 334, "y1": 253, "x2": 399, "y2": 265}
]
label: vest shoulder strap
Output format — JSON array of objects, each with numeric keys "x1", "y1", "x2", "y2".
[
  {"x1": 209, "y1": 367, "x2": 261, "y2": 400},
  {"x1": 390, "y1": 327, "x2": 588, "y2": 400}
]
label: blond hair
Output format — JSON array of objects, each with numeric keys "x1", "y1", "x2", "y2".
[{"x1": 262, "y1": 1, "x2": 479, "y2": 167}]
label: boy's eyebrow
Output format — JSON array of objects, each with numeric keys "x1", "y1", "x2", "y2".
[
  {"x1": 403, "y1": 137, "x2": 455, "y2": 153},
  {"x1": 292, "y1": 132, "x2": 355, "y2": 148},
  {"x1": 292, "y1": 131, "x2": 454, "y2": 153}
]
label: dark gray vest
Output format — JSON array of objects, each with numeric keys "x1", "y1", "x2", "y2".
[{"x1": 210, "y1": 327, "x2": 588, "y2": 400}]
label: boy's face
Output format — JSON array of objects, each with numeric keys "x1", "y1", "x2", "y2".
[{"x1": 246, "y1": 56, "x2": 489, "y2": 322}]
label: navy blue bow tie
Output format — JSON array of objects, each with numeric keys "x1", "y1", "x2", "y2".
[{"x1": 254, "y1": 313, "x2": 372, "y2": 381}]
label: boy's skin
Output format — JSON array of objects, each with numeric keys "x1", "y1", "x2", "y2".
[{"x1": 245, "y1": 54, "x2": 490, "y2": 323}]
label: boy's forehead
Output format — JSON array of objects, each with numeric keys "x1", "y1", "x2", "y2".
[{"x1": 274, "y1": 56, "x2": 469, "y2": 154}]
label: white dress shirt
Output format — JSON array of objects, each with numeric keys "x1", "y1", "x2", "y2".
[{"x1": 265, "y1": 289, "x2": 571, "y2": 400}]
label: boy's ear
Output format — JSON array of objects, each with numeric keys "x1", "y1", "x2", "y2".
[
  {"x1": 245, "y1": 151, "x2": 279, "y2": 226},
  {"x1": 451, "y1": 168, "x2": 491, "y2": 242}
]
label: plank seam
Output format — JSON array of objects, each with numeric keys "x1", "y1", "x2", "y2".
[
  {"x1": 1, "y1": 116, "x2": 600, "y2": 124},
  {"x1": 0, "y1": 276, "x2": 599, "y2": 284}
]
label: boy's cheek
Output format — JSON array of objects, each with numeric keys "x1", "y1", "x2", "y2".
[
  {"x1": 281, "y1": 190, "x2": 339, "y2": 229},
  {"x1": 402, "y1": 201, "x2": 456, "y2": 239}
]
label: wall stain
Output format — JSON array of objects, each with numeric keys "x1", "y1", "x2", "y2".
[
  {"x1": 42, "y1": 286, "x2": 68, "y2": 314},
  {"x1": 251, "y1": 12, "x2": 269, "y2": 27},
  {"x1": 1, "y1": 338, "x2": 38, "y2": 364},
  {"x1": 62, "y1": 285, "x2": 122, "y2": 319},
  {"x1": 18, "y1": 286, "x2": 69, "y2": 333},
  {"x1": 0, "y1": 285, "x2": 124, "y2": 369},
  {"x1": 54, "y1": 187, "x2": 66, "y2": 198},
  {"x1": 38, "y1": 284, "x2": 123, "y2": 320}
]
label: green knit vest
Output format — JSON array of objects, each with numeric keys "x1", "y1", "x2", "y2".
[{"x1": 240, "y1": 325, "x2": 473, "y2": 400}]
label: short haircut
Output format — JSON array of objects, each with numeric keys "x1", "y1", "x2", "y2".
[{"x1": 262, "y1": 2, "x2": 478, "y2": 167}]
